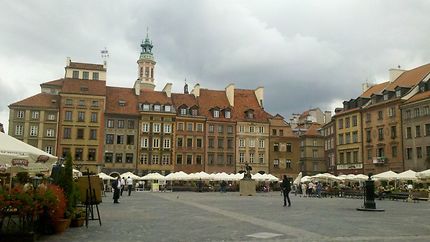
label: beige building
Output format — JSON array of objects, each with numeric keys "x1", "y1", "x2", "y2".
[{"x1": 297, "y1": 123, "x2": 326, "y2": 176}]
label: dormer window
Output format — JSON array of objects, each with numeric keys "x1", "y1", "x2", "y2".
[
  {"x1": 245, "y1": 109, "x2": 254, "y2": 119},
  {"x1": 165, "y1": 105, "x2": 171, "y2": 112},
  {"x1": 72, "y1": 71, "x2": 79, "y2": 78},
  {"x1": 80, "y1": 86, "x2": 88, "y2": 92},
  {"x1": 191, "y1": 109, "x2": 198, "y2": 116},
  {"x1": 213, "y1": 110, "x2": 220, "y2": 118},
  {"x1": 154, "y1": 104, "x2": 161, "y2": 111},
  {"x1": 395, "y1": 89, "x2": 402, "y2": 97},
  {"x1": 143, "y1": 104, "x2": 150, "y2": 111},
  {"x1": 82, "y1": 71, "x2": 89, "y2": 80},
  {"x1": 180, "y1": 108, "x2": 187, "y2": 115},
  {"x1": 225, "y1": 110, "x2": 231, "y2": 119},
  {"x1": 118, "y1": 100, "x2": 126, "y2": 107},
  {"x1": 383, "y1": 93, "x2": 389, "y2": 101}
]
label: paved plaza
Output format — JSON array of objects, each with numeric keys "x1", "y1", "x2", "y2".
[{"x1": 40, "y1": 191, "x2": 430, "y2": 242}]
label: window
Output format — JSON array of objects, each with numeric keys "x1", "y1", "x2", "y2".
[
  {"x1": 352, "y1": 115, "x2": 358, "y2": 126},
  {"x1": 125, "y1": 153, "x2": 133, "y2": 163},
  {"x1": 414, "y1": 108, "x2": 420, "y2": 118},
  {"x1": 208, "y1": 138, "x2": 214, "y2": 148},
  {"x1": 259, "y1": 139, "x2": 265, "y2": 148},
  {"x1": 31, "y1": 111, "x2": 39, "y2": 119},
  {"x1": 377, "y1": 147, "x2": 385, "y2": 158},
  {"x1": 78, "y1": 111, "x2": 85, "y2": 122},
  {"x1": 352, "y1": 131, "x2": 358, "y2": 143},
  {"x1": 45, "y1": 146, "x2": 53, "y2": 155},
  {"x1": 65, "y1": 111, "x2": 72, "y2": 121},
  {"x1": 75, "y1": 148, "x2": 83, "y2": 161},
  {"x1": 196, "y1": 123, "x2": 203, "y2": 132},
  {"x1": 164, "y1": 138, "x2": 171, "y2": 148},
  {"x1": 353, "y1": 151, "x2": 358, "y2": 163},
  {"x1": 392, "y1": 146, "x2": 397, "y2": 158},
  {"x1": 30, "y1": 126, "x2": 38, "y2": 136},
  {"x1": 82, "y1": 71, "x2": 89, "y2": 79},
  {"x1": 416, "y1": 125, "x2": 421, "y2": 137},
  {"x1": 249, "y1": 139, "x2": 255, "y2": 147},
  {"x1": 176, "y1": 154, "x2": 183, "y2": 165},
  {"x1": 345, "y1": 117, "x2": 350, "y2": 128},
  {"x1": 273, "y1": 143, "x2": 279, "y2": 152},
  {"x1": 77, "y1": 129, "x2": 84, "y2": 139},
  {"x1": 142, "y1": 123, "x2": 149, "y2": 132},
  {"x1": 187, "y1": 123, "x2": 193, "y2": 131},
  {"x1": 140, "y1": 154, "x2": 148, "y2": 164},
  {"x1": 286, "y1": 143, "x2": 292, "y2": 152},
  {"x1": 239, "y1": 153, "x2": 245, "y2": 163},
  {"x1": 286, "y1": 160, "x2": 291, "y2": 168},
  {"x1": 107, "y1": 119, "x2": 114, "y2": 128},
  {"x1": 127, "y1": 135, "x2": 134, "y2": 145},
  {"x1": 177, "y1": 137, "x2": 183, "y2": 147},
  {"x1": 391, "y1": 126, "x2": 397, "y2": 139},
  {"x1": 164, "y1": 105, "x2": 171, "y2": 112},
  {"x1": 279, "y1": 129, "x2": 284, "y2": 136},
  {"x1": 273, "y1": 159, "x2": 279, "y2": 168},
  {"x1": 180, "y1": 108, "x2": 187, "y2": 115},
  {"x1": 405, "y1": 110, "x2": 411, "y2": 119},
  {"x1": 217, "y1": 138, "x2": 223, "y2": 148},
  {"x1": 79, "y1": 100, "x2": 85, "y2": 107},
  {"x1": 213, "y1": 110, "x2": 219, "y2": 118},
  {"x1": 227, "y1": 139, "x2": 233, "y2": 149},
  {"x1": 417, "y1": 147, "x2": 423, "y2": 159},
  {"x1": 128, "y1": 120, "x2": 135, "y2": 129},
  {"x1": 91, "y1": 113, "x2": 97, "y2": 122},
  {"x1": 396, "y1": 89, "x2": 402, "y2": 97},
  {"x1": 249, "y1": 153, "x2": 254, "y2": 163},
  {"x1": 177, "y1": 122, "x2": 184, "y2": 131},
  {"x1": 239, "y1": 126, "x2": 244, "y2": 133},
  {"x1": 162, "y1": 154, "x2": 170, "y2": 165},
  {"x1": 92, "y1": 100, "x2": 99, "y2": 107},
  {"x1": 152, "y1": 138, "x2": 160, "y2": 148},
  {"x1": 47, "y1": 113, "x2": 56, "y2": 120},
  {"x1": 115, "y1": 153, "x2": 123, "y2": 163},
  {"x1": 378, "y1": 128, "x2": 384, "y2": 141},
  {"x1": 106, "y1": 134, "x2": 114, "y2": 144},
  {"x1": 249, "y1": 126, "x2": 255, "y2": 133},
  {"x1": 209, "y1": 125, "x2": 214, "y2": 133},
  {"x1": 191, "y1": 109, "x2": 198, "y2": 116},
  {"x1": 197, "y1": 138, "x2": 203, "y2": 148},
  {"x1": 46, "y1": 128, "x2": 55, "y2": 137},
  {"x1": 259, "y1": 153, "x2": 264, "y2": 164},
  {"x1": 388, "y1": 107, "x2": 395, "y2": 117},
  {"x1": 259, "y1": 126, "x2": 264, "y2": 133},
  {"x1": 338, "y1": 119, "x2": 343, "y2": 129},
  {"x1": 338, "y1": 134, "x2": 344, "y2": 145},
  {"x1": 239, "y1": 139, "x2": 245, "y2": 148},
  {"x1": 225, "y1": 110, "x2": 231, "y2": 118},
  {"x1": 153, "y1": 123, "x2": 161, "y2": 133},
  {"x1": 15, "y1": 125, "x2": 23, "y2": 135},
  {"x1": 164, "y1": 124, "x2": 171, "y2": 133},
  {"x1": 141, "y1": 137, "x2": 149, "y2": 148},
  {"x1": 218, "y1": 125, "x2": 223, "y2": 133},
  {"x1": 118, "y1": 120, "x2": 125, "y2": 128},
  {"x1": 72, "y1": 70, "x2": 79, "y2": 78},
  {"x1": 187, "y1": 155, "x2": 192, "y2": 165},
  {"x1": 426, "y1": 124, "x2": 430, "y2": 136},
  {"x1": 406, "y1": 127, "x2": 412, "y2": 139},
  {"x1": 427, "y1": 146, "x2": 430, "y2": 158},
  {"x1": 227, "y1": 126, "x2": 233, "y2": 134},
  {"x1": 92, "y1": 72, "x2": 99, "y2": 80},
  {"x1": 187, "y1": 138, "x2": 193, "y2": 148},
  {"x1": 345, "y1": 133, "x2": 351, "y2": 144},
  {"x1": 378, "y1": 111, "x2": 383, "y2": 120},
  {"x1": 105, "y1": 153, "x2": 113, "y2": 163},
  {"x1": 313, "y1": 150, "x2": 318, "y2": 158},
  {"x1": 366, "y1": 113, "x2": 371, "y2": 122},
  {"x1": 116, "y1": 135, "x2": 124, "y2": 144},
  {"x1": 64, "y1": 128, "x2": 71, "y2": 139},
  {"x1": 88, "y1": 149, "x2": 96, "y2": 161},
  {"x1": 154, "y1": 105, "x2": 161, "y2": 111},
  {"x1": 367, "y1": 149, "x2": 372, "y2": 160},
  {"x1": 143, "y1": 104, "x2": 150, "y2": 111},
  {"x1": 246, "y1": 111, "x2": 254, "y2": 119}
]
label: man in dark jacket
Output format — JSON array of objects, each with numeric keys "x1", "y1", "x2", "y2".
[
  {"x1": 112, "y1": 177, "x2": 121, "y2": 203},
  {"x1": 281, "y1": 175, "x2": 291, "y2": 207}
]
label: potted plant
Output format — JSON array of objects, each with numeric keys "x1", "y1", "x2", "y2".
[
  {"x1": 46, "y1": 184, "x2": 70, "y2": 233},
  {"x1": 70, "y1": 207, "x2": 85, "y2": 227}
]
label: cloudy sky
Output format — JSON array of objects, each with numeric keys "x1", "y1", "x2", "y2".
[{"x1": 1, "y1": 0, "x2": 430, "y2": 132}]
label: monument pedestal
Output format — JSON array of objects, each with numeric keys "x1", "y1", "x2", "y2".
[{"x1": 240, "y1": 179, "x2": 256, "y2": 196}]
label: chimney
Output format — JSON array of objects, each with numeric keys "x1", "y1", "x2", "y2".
[
  {"x1": 191, "y1": 83, "x2": 200, "y2": 97},
  {"x1": 225, "y1": 83, "x2": 235, "y2": 107},
  {"x1": 362, "y1": 81, "x2": 373, "y2": 93},
  {"x1": 254, "y1": 86, "x2": 264, "y2": 108},
  {"x1": 389, "y1": 67, "x2": 405, "y2": 82},
  {"x1": 163, "y1": 83, "x2": 172, "y2": 97},
  {"x1": 66, "y1": 57, "x2": 71, "y2": 66}
]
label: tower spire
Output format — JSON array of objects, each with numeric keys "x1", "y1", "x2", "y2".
[{"x1": 136, "y1": 29, "x2": 156, "y2": 91}]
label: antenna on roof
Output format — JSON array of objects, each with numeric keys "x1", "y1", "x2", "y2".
[{"x1": 101, "y1": 47, "x2": 109, "y2": 67}]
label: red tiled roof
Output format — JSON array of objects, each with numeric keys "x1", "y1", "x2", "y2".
[
  {"x1": 404, "y1": 90, "x2": 430, "y2": 104},
  {"x1": 68, "y1": 61, "x2": 106, "y2": 71},
  {"x1": 61, "y1": 78, "x2": 106, "y2": 96},
  {"x1": 233, "y1": 89, "x2": 270, "y2": 122},
  {"x1": 198, "y1": 89, "x2": 232, "y2": 121},
  {"x1": 40, "y1": 78, "x2": 64, "y2": 87},
  {"x1": 333, "y1": 107, "x2": 360, "y2": 117},
  {"x1": 386, "y1": 64, "x2": 430, "y2": 91},
  {"x1": 138, "y1": 90, "x2": 171, "y2": 104},
  {"x1": 303, "y1": 123, "x2": 322, "y2": 137},
  {"x1": 105, "y1": 87, "x2": 139, "y2": 115},
  {"x1": 171, "y1": 93, "x2": 198, "y2": 108},
  {"x1": 360, "y1": 82, "x2": 390, "y2": 98},
  {"x1": 9, "y1": 93, "x2": 59, "y2": 109}
]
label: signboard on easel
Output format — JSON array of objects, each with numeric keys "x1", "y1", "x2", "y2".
[{"x1": 77, "y1": 175, "x2": 102, "y2": 204}]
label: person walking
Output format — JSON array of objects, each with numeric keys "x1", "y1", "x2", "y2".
[
  {"x1": 112, "y1": 177, "x2": 121, "y2": 203},
  {"x1": 301, "y1": 183, "x2": 307, "y2": 197},
  {"x1": 126, "y1": 176, "x2": 133, "y2": 196},
  {"x1": 120, "y1": 177, "x2": 126, "y2": 196},
  {"x1": 281, "y1": 175, "x2": 291, "y2": 207}
]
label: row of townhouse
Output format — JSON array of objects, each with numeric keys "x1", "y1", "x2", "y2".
[
  {"x1": 322, "y1": 65, "x2": 430, "y2": 175},
  {"x1": 8, "y1": 38, "x2": 301, "y2": 178}
]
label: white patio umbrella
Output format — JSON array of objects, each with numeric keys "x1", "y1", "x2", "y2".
[
  {"x1": 251, "y1": 173, "x2": 265, "y2": 181},
  {"x1": 301, "y1": 176, "x2": 312, "y2": 183},
  {"x1": 141, "y1": 172, "x2": 166, "y2": 181},
  {"x1": 165, "y1": 171, "x2": 189, "y2": 181},
  {"x1": 97, "y1": 172, "x2": 115, "y2": 180},
  {"x1": 120, "y1": 171, "x2": 141, "y2": 180},
  {"x1": 190, "y1": 171, "x2": 212, "y2": 180},
  {"x1": 293, "y1": 172, "x2": 302, "y2": 185},
  {"x1": 352, "y1": 174, "x2": 370, "y2": 182},
  {"x1": 416, "y1": 169, "x2": 430, "y2": 179},
  {"x1": 73, "y1": 169, "x2": 83, "y2": 178},
  {"x1": 372, "y1": 171, "x2": 398, "y2": 181},
  {"x1": 397, "y1": 170, "x2": 417, "y2": 181},
  {"x1": 213, "y1": 172, "x2": 230, "y2": 181},
  {"x1": 266, "y1": 174, "x2": 280, "y2": 182},
  {"x1": 312, "y1": 173, "x2": 339, "y2": 182}
]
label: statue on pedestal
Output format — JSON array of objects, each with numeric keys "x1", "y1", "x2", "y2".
[{"x1": 243, "y1": 163, "x2": 252, "y2": 180}]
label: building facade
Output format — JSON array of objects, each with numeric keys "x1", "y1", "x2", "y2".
[
  {"x1": 321, "y1": 119, "x2": 336, "y2": 174},
  {"x1": 298, "y1": 123, "x2": 326, "y2": 176}
]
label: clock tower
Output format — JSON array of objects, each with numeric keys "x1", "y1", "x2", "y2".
[{"x1": 137, "y1": 32, "x2": 156, "y2": 91}]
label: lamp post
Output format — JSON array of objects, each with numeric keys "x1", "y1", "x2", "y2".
[{"x1": 357, "y1": 173, "x2": 384, "y2": 212}]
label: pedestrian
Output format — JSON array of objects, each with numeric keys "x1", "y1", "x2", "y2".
[
  {"x1": 126, "y1": 176, "x2": 133, "y2": 196},
  {"x1": 112, "y1": 177, "x2": 121, "y2": 203},
  {"x1": 301, "y1": 183, "x2": 307, "y2": 197},
  {"x1": 316, "y1": 182, "x2": 322, "y2": 198},
  {"x1": 220, "y1": 180, "x2": 227, "y2": 193},
  {"x1": 120, "y1": 177, "x2": 125, "y2": 196},
  {"x1": 281, "y1": 175, "x2": 291, "y2": 207}
]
